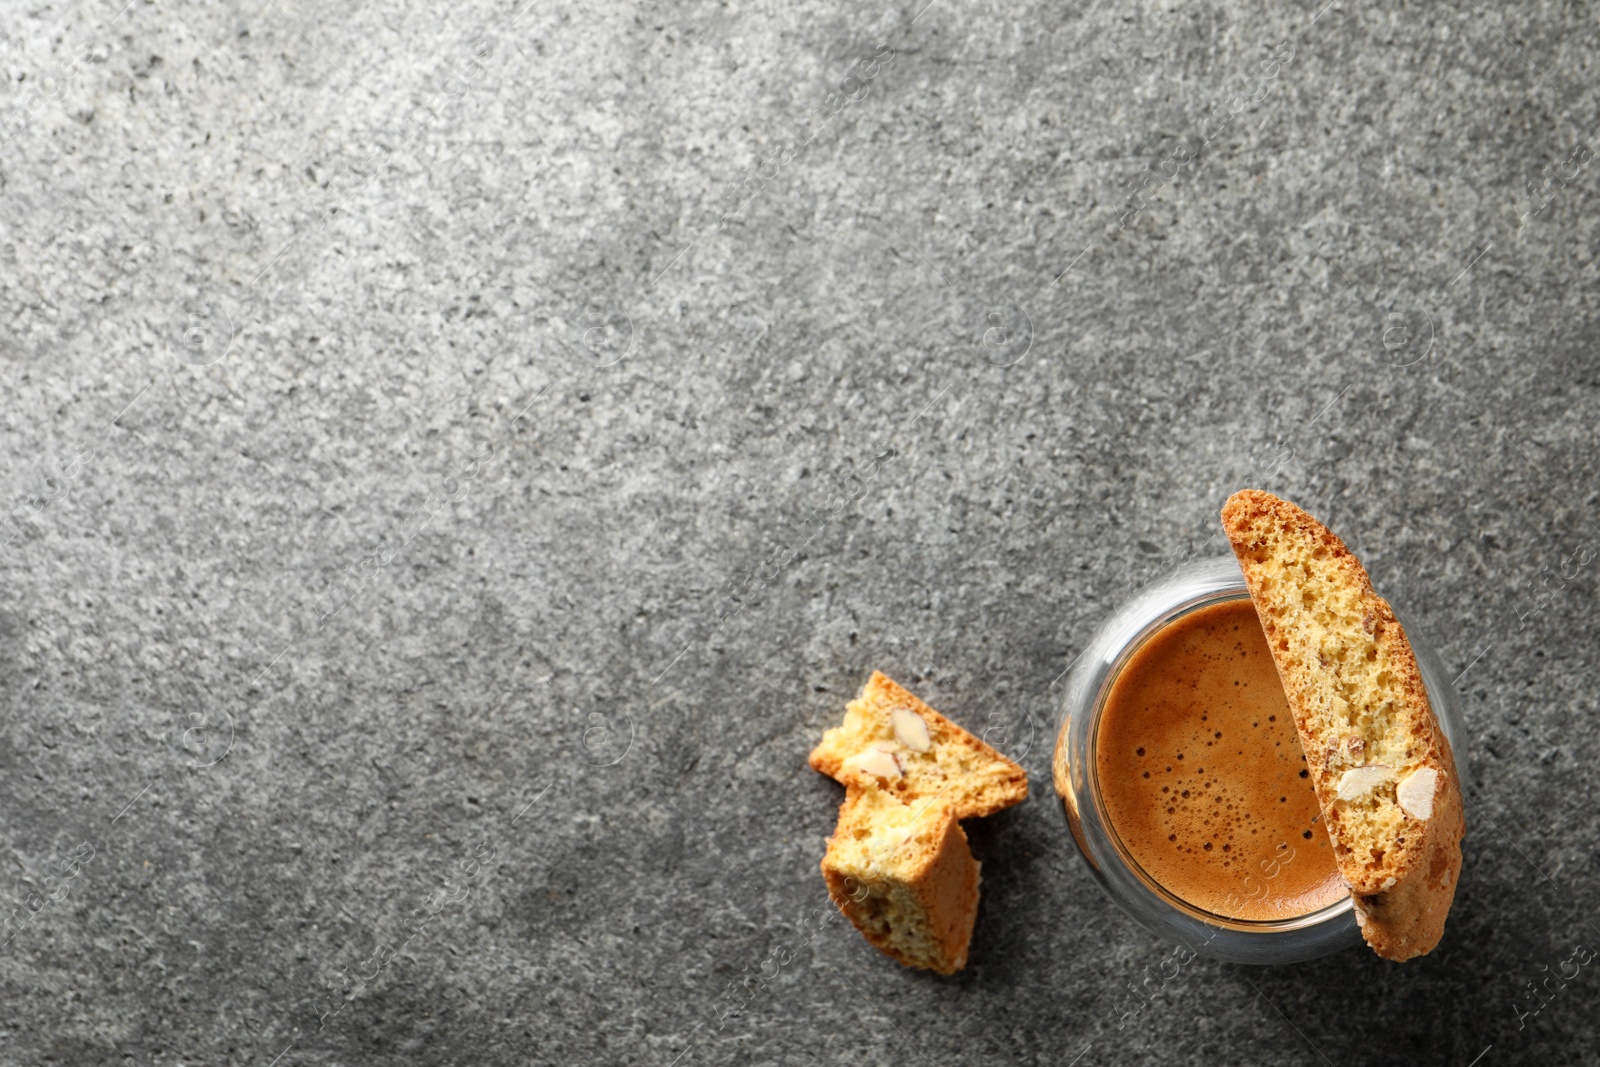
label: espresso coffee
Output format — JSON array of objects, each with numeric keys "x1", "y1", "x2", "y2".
[{"x1": 1095, "y1": 598, "x2": 1346, "y2": 921}]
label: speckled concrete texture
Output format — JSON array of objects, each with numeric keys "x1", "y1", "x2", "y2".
[{"x1": 1, "y1": 0, "x2": 1597, "y2": 1063}]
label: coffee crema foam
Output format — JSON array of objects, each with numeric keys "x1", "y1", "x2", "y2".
[{"x1": 1096, "y1": 598, "x2": 1347, "y2": 921}]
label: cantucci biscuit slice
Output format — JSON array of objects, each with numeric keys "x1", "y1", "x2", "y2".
[
  {"x1": 1221, "y1": 489, "x2": 1464, "y2": 961},
  {"x1": 809, "y1": 671, "x2": 1028, "y2": 819},
  {"x1": 820, "y1": 787, "x2": 980, "y2": 974}
]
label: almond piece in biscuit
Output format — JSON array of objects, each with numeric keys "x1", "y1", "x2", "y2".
[
  {"x1": 809, "y1": 671, "x2": 1029, "y2": 819},
  {"x1": 820, "y1": 787, "x2": 981, "y2": 974},
  {"x1": 1221, "y1": 489, "x2": 1464, "y2": 962}
]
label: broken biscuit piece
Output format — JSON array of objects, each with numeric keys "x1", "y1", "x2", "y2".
[
  {"x1": 820, "y1": 787, "x2": 981, "y2": 975},
  {"x1": 809, "y1": 671, "x2": 1029, "y2": 820}
]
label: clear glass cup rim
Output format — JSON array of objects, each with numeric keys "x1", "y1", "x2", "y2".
[{"x1": 1051, "y1": 555, "x2": 1470, "y2": 965}]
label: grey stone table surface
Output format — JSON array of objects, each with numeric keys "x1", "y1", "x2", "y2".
[{"x1": 1, "y1": 0, "x2": 1596, "y2": 1063}]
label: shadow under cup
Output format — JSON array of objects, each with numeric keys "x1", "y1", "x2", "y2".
[{"x1": 1052, "y1": 557, "x2": 1469, "y2": 965}]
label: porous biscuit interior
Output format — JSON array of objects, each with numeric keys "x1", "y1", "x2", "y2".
[{"x1": 809, "y1": 672, "x2": 1028, "y2": 819}]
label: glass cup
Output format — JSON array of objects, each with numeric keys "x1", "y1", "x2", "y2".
[{"x1": 1052, "y1": 556, "x2": 1469, "y2": 964}]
